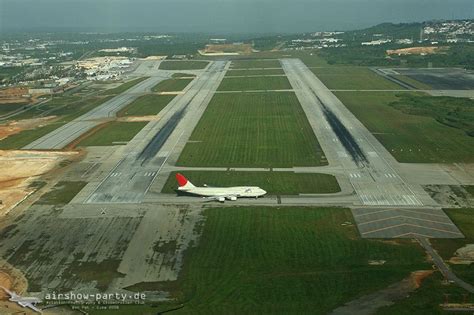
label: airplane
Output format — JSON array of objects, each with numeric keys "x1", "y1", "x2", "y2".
[
  {"x1": 0, "y1": 286, "x2": 42, "y2": 314},
  {"x1": 175, "y1": 173, "x2": 266, "y2": 202}
]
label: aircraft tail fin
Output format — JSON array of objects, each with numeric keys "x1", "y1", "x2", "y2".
[{"x1": 176, "y1": 173, "x2": 195, "y2": 189}]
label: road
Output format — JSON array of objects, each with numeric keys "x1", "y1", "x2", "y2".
[
  {"x1": 417, "y1": 237, "x2": 474, "y2": 293},
  {"x1": 84, "y1": 61, "x2": 229, "y2": 203}
]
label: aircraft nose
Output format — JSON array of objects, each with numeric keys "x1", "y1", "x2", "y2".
[{"x1": 260, "y1": 189, "x2": 267, "y2": 195}]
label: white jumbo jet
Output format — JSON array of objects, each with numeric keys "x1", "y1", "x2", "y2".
[
  {"x1": 175, "y1": 173, "x2": 267, "y2": 202},
  {"x1": 0, "y1": 286, "x2": 42, "y2": 313}
]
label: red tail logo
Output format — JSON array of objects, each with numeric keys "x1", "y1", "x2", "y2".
[{"x1": 176, "y1": 173, "x2": 188, "y2": 187}]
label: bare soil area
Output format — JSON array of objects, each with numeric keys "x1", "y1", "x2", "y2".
[
  {"x1": 330, "y1": 270, "x2": 434, "y2": 315},
  {"x1": 387, "y1": 46, "x2": 448, "y2": 55},
  {"x1": 0, "y1": 116, "x2": 57, "y2": 141},
  {"x1": 0, "y1": 260, "x2": 28, "y2": 299},
  {"x1": 450, "y1": 244, "x2": 474, "y2": 265},
  {"x1": 0, "y1": 87, "x2": 30, "y2": 104},
  {"x1": 0, "y1": 150, "x2": 77, "y2": 215},
  {"x1": 117, "y1": 115, "x2": 160, "y2": 122}
]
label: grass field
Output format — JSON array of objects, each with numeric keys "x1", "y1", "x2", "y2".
[
  {"x1": 0, "y1": 102, "x2": 28, "y2": 116},
  {"x1": 35, "y1": 181, "x2": 87, "y2": 205},
  {"x1": 159, "y1": 61, "x2": 209, "y2": 70},
  {"x1": 100, "y1": 77, "x2": 148, "y2": 96},
  {"x1": 217, "y1": 76, "x2": 292, "y2": 91},
  {"x1": 76, "y1": 122, "x2": 147, "y2": 146},
  {"x1": 385, "y1": 208, "x2": 474, "y2": 314},
  {"x1": 388, "y1": 94, "x2": 474, "y2": 137},
  {"x1": 376, "y1": 271, "x2": 472, "y2": 315},
  {"x1": 172, "y1": 73, "x2": 196, "y2": 78},
  {"x1": 118, "y1": 94, "x2": 175, "y2": 116},
  {"x1": 164, "y1": 207, "x2": 428, "y2": 314},
  {"x1": 297, "y1": 52, "x2": 330, "y2": 67},
  {"x1": 231, "y1": 59, "x2": 282, "y2": 69},
  {"x1": 0, "y1": 121, "x2": 64, "y2": 149},
  {"x1": 152, "y1": 78, "x2": 193, "y2": 92},
  {"x1": 161, "y1": 171, "x2": 340, "y2": 195},
  {"x1": 312, "y1": 67, "x2": 404, "y2": 90},
  {"x1": 334, "y1": 91, "x2": 474, "y2": 163},
  {"x1": 177, "y1": 92, "x2": 326, "y2": 167},
  {"x1": 431, "y1": 208, "x2": 474, "y2": 285},
  {"x1": 225, "y1": 69, "x2": 285, "y2": 76}
]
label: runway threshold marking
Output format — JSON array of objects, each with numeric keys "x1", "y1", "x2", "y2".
[
  {"x1": 361, "y1": 223, "x2": 463, "y2": 236},
  {"x1": 392, "y1": 232, "x2": 441, "y2": 238},
  {"x1": 357, "y1": 215, "x2": 457, "y2": 226},
  {"x1": 354, "y1": 208, "x2": 449, "y2": 219}
]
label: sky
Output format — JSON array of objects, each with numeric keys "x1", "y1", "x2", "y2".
[{"x1": 0, "y1": 0, "x2": 473, "y2": 34}]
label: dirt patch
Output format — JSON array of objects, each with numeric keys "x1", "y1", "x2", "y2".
[
  {"x1": 0, "y1": 260, "x2": 28, "y2": 299},
  {"x1": 387, "y1": 46, "x2": 448, "y2": 55},
  {"x1": 410, "y1": 270, "x2": 434, "y2": 288},
  {"x1": 0, "y1": 87, "x2": 30, "y2": 104},
  {"x1": 0, "y1": 150, "x2": 78, "y2": 215},
  {"x1": 330, "y1": 270, "x2": 434, "y2": 315},
  {"x1": 0, "y1": 116, "x2": 57, "y2": 141},
  {"x1": 450, "y1": 244, "x2": 474, "y2": 265},
  {"x1": 424, "y1": 185, "x2": 474, "y2": 208},
  {"x1": 203, "y1": 43, "x2": 253, "y2": 55},
  {"x1": 157, "y1": 91, "x2": 182, "y2": 95},
  {"x1": 368, "y1": 260, "x2": 386, "y2": 266},
  {"x1": 117, "y1": 115, "x2": 159, "y2": 122}
]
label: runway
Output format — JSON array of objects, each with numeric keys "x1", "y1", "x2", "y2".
[
  {"x1": 84, "y1": 61, "x2": 228, "y2": 203},
  {"x1": 281, "y1": 58, "x2": 432, "y2": 207},
  {"x1": 281, "y1": 58, "x2": 462, "y2": 238},
  {"x1": 23, "y1": 63, "x2": 168, "y2": 150}
]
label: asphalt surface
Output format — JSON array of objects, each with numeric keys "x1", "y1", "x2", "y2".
[
  {"x1": 378, "y1": 67, "x2": 474, "y2": 90},
  {"x1": 85, "y1": 61, "x2": 228, "y2": 203},
  {"x1": 352, "y1": 207, "x2": 463, "y2": 238}
]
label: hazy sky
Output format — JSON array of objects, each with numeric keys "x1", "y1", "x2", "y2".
[{"x1": 1, "y1": 0, "x2": 473, "y2": 34}]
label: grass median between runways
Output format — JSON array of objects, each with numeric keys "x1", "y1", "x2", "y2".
[
  {"x1": 161, "y1": 171, "x2": 341, "y2": 195},
  {"x1": 177, "y1": 92, "x2": 327, "y2": 167},
  {"x1": 152, "y1": 78, "x2": 193, "y2": 92},
  {"x1": 312, "y1": 66, "x2": 403, "y2": 90},
  {"x1": 100, "y1": 77, "x2": 148, "y2": 96},
  {"x1": 118, "y1": 94, "x2": 175, "y2": 117},
  {"x1": 225, "y1": 69, "x2": 285, "y2": 76},
  {"x1": 230, "y1": 59, "x2": 282, "y2": 69},
  {"x1": 35, "y1": 181, "x2": 87, "y2": 205},
  {"x1": 217, "y1": 76, "x2": 291, "y2": 91},
  {"x1": 159, "y1": 60, "x2": 209, "y2": 70},
  {"x1": 76, "y1": 121, "x2": 147, "y2": 147}
]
